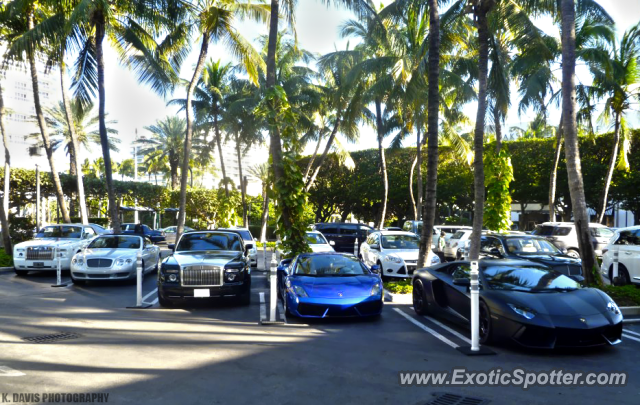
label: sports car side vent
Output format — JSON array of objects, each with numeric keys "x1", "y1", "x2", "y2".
[
  {"x1": 426, "y1": 392, "x2": 490, "y2": 405},
  {"x1": 22, "y1": 332, "x2": 81, "y2": 344}
]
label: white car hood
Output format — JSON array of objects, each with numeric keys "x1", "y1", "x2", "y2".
[
  {"x1": 384, "y1": 249, "x2": 419, "y2": 261},
  {"x1": 16, "y1": 239, "x2": 80, "y2": 249},
  {"x1": 310, "y1": 244, "x2": 335, "y2": 253}
]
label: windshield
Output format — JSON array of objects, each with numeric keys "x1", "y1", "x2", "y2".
[
  {"x1": 37, "y1": 226, "x2": 83, "y2": 239},
  {"x1": 381, "y1": 234, "x2": 419, "y2": 249},
  {"x1": 89, "y1": 236, "x2": 141, "y2": 249},
  {"x1": 482, "y1": 265, "x2": 580, "y2": 291},
  {"x1": 177, "y1": 232, "x2": 243, "y2": 252},
  {"x1": 306, "y1": 232, "x2": 328, "y2": 245},
  {"x1": 505, "y1": 238, "x2": 560, "y2": 255},
  {"x1": 294, "y1": 255, "x2": 369, "y2": 276},
  {"x1": 451, "y1": 231, "x2": 466, "y2": 240}
]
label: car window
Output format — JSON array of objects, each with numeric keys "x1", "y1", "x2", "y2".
[
  {"x1": 482, "y1": 265, "x2": 580, "y2": 291},
  {"x1": 294, "y1": 255, "x2": 368, "y2": 276},
  {"x1": 480, "y1": 237, "x2": 502, "y2": 253},
  {"x1": 591, "y1": 227, "x2": 614, "y2": 238},
  {"x1": 306, "y1": 232, "x2": 328, "y2": 245},
  {"x1": 451, "y1": 264, "x2": 471, "y2": 279},
  {"x1": 83, "y1": 227, "x2": 96, "y2": 238},
  {"x1": 505, "y1": 238, "x2": 560, "y2": 254},
  {"x1": 552, "y1": 227, "x2": 571, "y2": 236},
  {"x1": 381, "y1": 234, "x2": 419, "y2": 249},
  {"x1": 340, "y1": 224, "x2": 359, "y2": 236},
  {"x1": 319, "y1": 225, "x2": 338, "y2": 234},
  {"x1": 451, "y1": 231, "x2": 466, "y2": 240},
  {"x1": 176, "y1": 233, "x2": 243, "y2": 252},
  {"x1": 89, "y1": 236, "x2": 141, "y2": 249},
  {"x1": 533, "y1": 225, "x2": 555, "y2": 236},
  {"x1": 37, "y1": 226, "x2": 83, "y2": 239},
  {"x1": 615, "y1": 230, "x2": 640, "y2": 246}
]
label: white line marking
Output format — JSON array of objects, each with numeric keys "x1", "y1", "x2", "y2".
[
  {"x1": 142, "y1": 288, "x2": 158, "y2": 302},
  {"x1": 0, "y1": 366, "x2": 25, "y2": 377},
  {"x1": 423, "y1": 315, "x2": 472, "y2": 345},
  {"x1": 623, "y1": 329, "x2": 640, "y2": 338},
  {"x1": 259, "y1": 292, "x2": 266, "y2": 322},
  {"x1": 149, "y1": 298, "x2": 159, "y2": 306},
  {"x1": 277, "y1": 300, "x2": 286, "y2": 322},
  {"x1": 393, "y1": 308, "x2": 459, "y2": 349},
  {"x1": 622, "y1": 333, "x2": 640, "y2": 343}
]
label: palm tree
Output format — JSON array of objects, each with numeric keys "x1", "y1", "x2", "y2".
[
  {"x1": 560, "y1": 0, "x2": 599, "y2": 285},
  {"x1": 247, "y1": 162, "x2": 271, "y2": 243},
  {"x1": 588, "y1": 23, "x2": 640, "y2": 223},
  {"x1": 118, "y1": 159, "x2": 136, "y2": 181},
  {"x1": 139, "y1": 117, "x2": 188, "y2": 190},
  {"x1": 0, "y1": 60, "x2": 11, "y2": 252},
  {"x1": 175, "y1": 1, "x2": 268, "y2": 240}
]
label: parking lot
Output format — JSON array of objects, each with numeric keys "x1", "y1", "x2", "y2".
[{"x1": 0, "y1": 251, "x2": 639, "y2": 405}]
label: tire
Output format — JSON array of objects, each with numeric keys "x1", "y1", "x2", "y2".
[
  {"x1": 413, "y1": 279, "x2": 429, "y2": 315},
  {"x1": 611, "y1": 264, "x2": 631, "y2": 286},
  {"x1": 158, "y1": 293, "x2": 174, "y2": 308},
  {"x1": 14, "y1": 269, "x2": 29, "y2": 276},
  {"x1": 378, "y1": 261, "x2": 386, "y2": 282},
  {"x1": 566, "y1": 249, "x2": 580, "y2": 259},
  {"x1": 479, "y1": 300, "x2": 493, "y2": 345},
  {"x1": 283, "y1": 293, "x2": 293, "y2": 317}
]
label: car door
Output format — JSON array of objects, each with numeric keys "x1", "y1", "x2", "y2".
[
  {"x1": 615, "y1": 230, "x2": 640, "y2": 281},
  {"x1": 591, "y1": 227, "x2": 614, "y2": 255},
  {"x1": 442, "y1": 263, "x2": 472, "y2": 319},
  {"x1": 366, "y1": 233, "x2": 381, "y2": 265}
]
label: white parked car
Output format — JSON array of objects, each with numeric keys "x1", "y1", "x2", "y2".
[
  {"x1": 443, "y1": 229, "x2": 473, "y2": 261},
  {"x1": 306, "y1": 231, "x2": 335, "y2": 252},
  {"x1": 70, "y1": 234, "x2": 160, "y2": 284},
  {"x1": 13, "y1": 224, "x2": 105, "y2": 276},
  {"x1": 216, "y1": 228, "x2": 258, "y2": 267},
  {"x1": 600, "y1": 226, "x2": 640, "y2": 286},
  {"x1": 360, "y1": 231, "x2": 440, "y2": 280}
]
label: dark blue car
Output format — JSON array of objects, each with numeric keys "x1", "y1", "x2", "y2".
[
  {"x1": 278, "y1": 252, "x2": 383, "y2": 318},
  {"x1": 121, "y1": 223, "x2": 166, "y2": 244}
]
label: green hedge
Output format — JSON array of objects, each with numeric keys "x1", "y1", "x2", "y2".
[
  {"x1": 0, "y1": 249, "x2": 13, "y2": 267},
  {"x1": 384, "y1": 280, "x2": 412, "y2": 294},
  {"x1": 603, "y1": 285, "x2": 640, "y2": 307}
]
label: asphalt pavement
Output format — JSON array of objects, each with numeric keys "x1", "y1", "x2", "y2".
[{"x1": 0, "y1": 251, "x2": 639, "y2": 405}]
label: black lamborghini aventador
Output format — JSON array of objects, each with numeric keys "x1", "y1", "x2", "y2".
[{"x1": 411, "y1": 259, "x2": 623, "y2": 349}]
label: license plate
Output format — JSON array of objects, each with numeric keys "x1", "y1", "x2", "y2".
[
  {"x1": 33, "y1": 262, "x2": 45, "y2": 268},
  {"x1": 194, "y1": 289, "x2": 210, "y2": 298}
]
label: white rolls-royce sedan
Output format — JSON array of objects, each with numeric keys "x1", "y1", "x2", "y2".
[{"x1": 70, "y1": 234, "x2": 160, "y2": 284}]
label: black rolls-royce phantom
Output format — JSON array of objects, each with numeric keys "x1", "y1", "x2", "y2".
[{"x1": 158, "y1": 231, "x2": 251, "y2": 306}]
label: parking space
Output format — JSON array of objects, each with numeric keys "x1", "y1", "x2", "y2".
[{"x1": 0, "y1": 267, "x2": 639, "y2": 404}]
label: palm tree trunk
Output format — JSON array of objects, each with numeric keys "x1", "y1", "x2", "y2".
[
  {"x1": 468, "y1": 2, "x2": 492, "y2": 261},
  {"x1": 0, "y1": 76, "x2": 12, "y2": 252},
  {"x1": 95, "y1": 12, "x2": 119, "y2": 232},
  {"x1": 597, "y1": 112, "x2": 621, "y2": 224},
  {"x1": 266, "y1": 0, "x2": 293, "y2": 232},
  {"x1": 260, "y1": 186, "x2": 270, "y2": 243},
  {"x1": 213, "y1": 109, "x2": 228, "y2": 197},
  {"x1": 69, "y1": 152, "x2": 76, "y2": 218},
  {"x1": 418, "y1": 0, "x2": 440, "y2": 268},
  {"x1": 494, "y1": 107, "x2": 502, "y2": 153},
  {"x1": 416, "y1": 127, "x2": 423, "y2": 220},
  {"x1": 409, "y1": 154, "x2": 418, "y2": 220},
  {"x1": 27, "y1": 12, "x2": 70, "y2": 224},
  {"x1": 236, "y1": 133, "x2": 247, "y2": 227},
  {"x1": 170, "y1": 157, "x2": 178, "y2": 189},
  {"x1": 177, "y1": 32, "x2": 209, "y2": 238},
  {"x1": 549, "y1": 113, "x2": 564, "y2": 222},
  {"x1": 60, "y1": 59, "x2": 89, "y2": 225},
  {"x1": 305, "y1": 117, "x2": 340, "y2": 192},
  {"x1": 560, "y1": 0, "x2": 599, "y2": 285},
  {"x1": 303, "y1": 134, "x2": 323, "y2": 183},
  {"x1": 375, "y1": 99, "x2": 388, "y2": 229}
]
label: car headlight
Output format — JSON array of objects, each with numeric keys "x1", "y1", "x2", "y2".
[
  {"x1": 72, "y1": 257, "x2": 84, "y2": 266},
  {"x1": 57, "y1": 249, "x2": 69, "y2": 258},
  {"x1": 225, "y1": 269, "x2": 240, "y2": 282},
  {"x1": 385, "y1": 255, "x2": 402, "y2": 264},
  {"x1": 370, "y1": 282, "x2": 382, "y2": 296},
  {"x1": 292, "y1": 285, "x2": 308, "y2": 297},
  {"x1": 507, "y1": 303, "x2": 536, "y2": 320},
  {"x1": 607, "y1": 301, "x2": 620, "y2": 315},
  {"x1": 430, "y1": 254, "x2": 441, "y2": 265},
  {"x1": 115, "y1": 258, "x2": 134, "y2": 266}
]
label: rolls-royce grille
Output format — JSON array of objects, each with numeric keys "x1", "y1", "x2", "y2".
[
  {"x1": 86, "y1": 259, "x2": 113, "y2": 268},
  {"x1": 26, "y1": 247, "x2": 53, "y2": 260},
  {"x1": 182, "y1": 266, "x2": 222, "y2": 287}
]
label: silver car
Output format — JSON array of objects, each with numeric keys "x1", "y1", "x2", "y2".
[
  {"x1": 70, "y1": 235, "x2": 160, "y2": 284},
  {"x1": 161, "y1": 226, "x2": 194, "y2": 244}
]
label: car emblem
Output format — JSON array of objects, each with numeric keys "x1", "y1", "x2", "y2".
[
  {"x1": 579, "y1": 318, "x2": 587, "y2": 324},
  {"x1": 338, "y1": 292, "x2": 343, "y2": 297}
]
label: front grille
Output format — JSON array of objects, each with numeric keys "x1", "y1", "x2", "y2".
[
  {"x1": 297, "y1": 303, "x2": 329, "y2": 317},
  {"x1": 356, "y1": 300, "x2": 383, "y2": 315},
  {"x1": 26, "y1": 247, "x2": 53, "y2": 260},
  {"x1": 182, "y1": 266, "x2": 222, "y2": 286},
  {"x1": 86, "y1": 259, "x2": 113, "y2": 268}
]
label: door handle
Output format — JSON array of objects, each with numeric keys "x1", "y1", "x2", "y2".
[{"x1": 624, "y1": 251, "x2": 632, "y2": 255}]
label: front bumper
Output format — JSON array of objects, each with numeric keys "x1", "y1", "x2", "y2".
[
  {"x1": 382, "y1": 261, "x2": 417, "y2": 278},
  {"x1": 287, "y1": 294, "x2": 383, "y2": 318},
  {"x1": 14, "y1": 257, "x2": 72, "y2": 271},
  {"x1": 158, "y1": 280, "x2": 251, "y2": 299},
  {"x1": 71, "y1": 264, "x2": 137, "y2": 280}
]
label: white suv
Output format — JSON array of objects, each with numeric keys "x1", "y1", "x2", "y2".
[
  {"x1": 600, "y1": 226, "x2": 640, "y2": 286},
  {"x1": 532, "y1": 222, "x2": 614, "y2": 258},
  {"x1": 443, "y1": 229, "x2": 473, "y2": 261}
]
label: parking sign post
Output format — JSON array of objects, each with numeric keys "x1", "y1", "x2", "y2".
[
  {"x1": 456, "y1": 260, "x2": 495, "y2": 356},
  {"x1": 612, "y1": 250, "x2": 619, "y2": 284},
  {"x1": 127, "y1": 251, "x2": 151, "y2": 309},
  {"x1": 51, "y1": 247, "x2": 69, "y2": 288},
  {"x1": 261, "y1": 252, "x2": 284, "y2": 325}
]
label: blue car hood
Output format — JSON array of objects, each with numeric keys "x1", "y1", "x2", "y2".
[{"x1": 294, "y1": 275, "x2": 377, "y2": 298}]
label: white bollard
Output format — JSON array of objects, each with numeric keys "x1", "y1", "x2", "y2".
[
  {"x1": 354, "y1": 238, "x2": 359, "y2": 257},
  {"x1": 136, "y1": 251, "x2": 143, "y2": 307},
  {"x1": 470, "y1": 260, "x2": 480, "y2": 352},
  {"x1": 612, "y1": 250, "x2": 619, "y2": 284},
  {"x1": 263, "y1": 243, "x2": 267, "y2": 272},
  {"x1": 56, "y1": 247, "x2": 62, "y2": 285},
  {"x1": 269, "y1": 253, "x2": 278, "y2": 322}
]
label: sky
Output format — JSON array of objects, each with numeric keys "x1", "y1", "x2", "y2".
[{"x1": 95, "y1": 0, "x2": 640, "y2": 163}]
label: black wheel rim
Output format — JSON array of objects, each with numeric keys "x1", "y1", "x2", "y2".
[
  {"x1": 479, "y1": 305, "x2": 489, "y2": 338},
  {"x1": 413, "y1": 282, "x2": 424, "y2": 311}
]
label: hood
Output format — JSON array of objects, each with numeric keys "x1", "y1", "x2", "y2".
[
  {"x1": 384, "y1": 249, "x2": 418, "y2": 261},
  {"x1": 310, "y1": 244, "x2": 335, "y2": 253},
  {"x1": 294, "y1": 275, "x2": 377, "y2": 298},
  {"x1": 16, "y1": 239, "x2": 80, "y2": 249},
  {"x1": 512, "y1": 253, "x2": 581, "y2": 266},
  {"x1": 173, "y1": 251, "x2": 243, "y2": 267},
  {"x1": 81, "y1": 248, "x2": 139, "y2": 260},
  {"x1": 489, "y1": 288, "x2": 607, "y2": 316}
]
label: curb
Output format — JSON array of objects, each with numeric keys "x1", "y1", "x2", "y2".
[
  {"x1": 383, "y1": 289, "x2": 412, "y2": 304},
  {"x1": 0, "y1": 266, "x2": 13, "y2": 272},
  {"x1": 620, "y1": 306, "x2": 640, "y2": 316}
]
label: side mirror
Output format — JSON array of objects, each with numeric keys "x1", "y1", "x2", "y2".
[
  {"x1": 254, "y1": 237, "x2": 258, "y2": 242},
  {"x1": 168, "y1": 244, "x2": 175, "y2": 251},
  {"x1": 246, "y1": 243, "x2": 254, "y2": 250},
  {"x1": 453, "y1": 278, "x2": 471, "y2": 287},
  {"x1": 370, "y1": 264, "x2": 381, "y2": 274},
  {"x1": 329, "y1": 240, "x2": 335, "y2": 246},
  {"x1": 489, "y1": 248, "x2": 503, "y2": 257},
  {"x1": 244, "y1": 246, "x2": 250, "y2": 257},
  {"x1": 370, "y1": 244, "x2": 379, "y2": 250}
]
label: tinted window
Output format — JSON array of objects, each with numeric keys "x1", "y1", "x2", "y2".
[
  {"x1": 451, "y1": 231, "x2": 466, "y2": 240},
  {"x1": 615, "y1": 230, "x2": 640, "y2": 246},
  {"x1": 381, "y1": 234, "x2": 419, "y2": 249},
  {"x1": 236, "y1": 230, "x2": 252, "y2": 240},
  {"x1": 451, "y1": 264, "x2": 471, "y2": 279},
  {"x1": 482, "y1": 265, "x2": 580, "y2": 291},
  {"x1": 89, "y1": 236, "x2": 141, "y2": 249},
  {"x1": 534, "y1": 226, "x2": 556, "y2": 236},
  {"x1": 591, "y1": 228, "x2": 614, "y2": 238},
  {"x1": 480, "y1": 238, "x2": 503, "y2": 253},
  {"x1": 37, "y1": 226, "x2": 83, "y2": 239},
  {"x1": 505, "y1": 238, "x2": 559, "y2": 254},
  {"x1": 294, "y1": 255, "x2": 369, "y2": 276},
  {"x1": 319, "y1": 224, "x2": 338, "y2": 234},
  {"x1": 177, "y1": 233, "x2": 243, "y2": 252},
  {"x1": 340, "y1": 225, "x2": 359, "y2": 236},
  {"x1": 553, "y1": 227, "x2": 571, "y2": 236}
]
